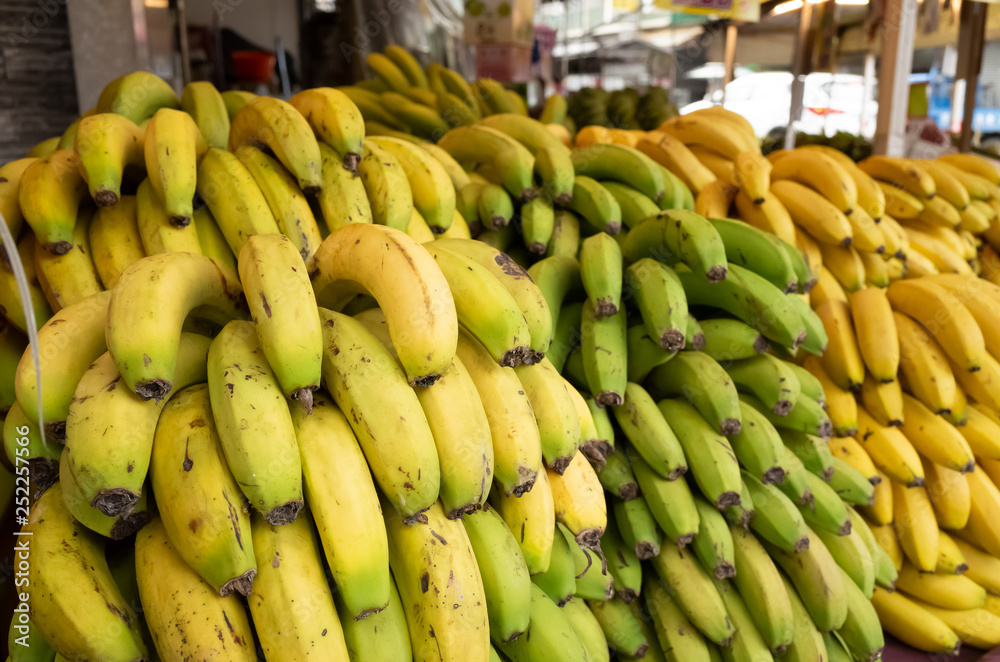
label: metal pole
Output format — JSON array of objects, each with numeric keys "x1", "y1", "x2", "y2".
[
  {"x1": 177, "y1": 0, "x2": 191, "y2": 86},
  {"x1": 872, "y1": 0, "x2": 918, "y2": 156},
  {"x1": 958, "y1": 0, "x2": 987, "y2": 152},
  {"x1": 784, "y1": 0, "x2": 813, "y2": 151},
  {"x1": 722, "y1": 22, "x2": 738, "y2": 103}
]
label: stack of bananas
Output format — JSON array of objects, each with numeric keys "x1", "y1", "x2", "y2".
[{"x1": 6, "y1": 54, "x2": 1000, "y2": 661}]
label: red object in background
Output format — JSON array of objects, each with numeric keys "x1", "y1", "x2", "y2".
[{"x1": 232, "y1": 51, "x2": 276, "y2": 83}]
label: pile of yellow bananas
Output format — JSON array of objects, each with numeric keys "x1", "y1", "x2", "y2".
[{"x1": 6, "y1": 50, "x2": 1000, "y2": 661}]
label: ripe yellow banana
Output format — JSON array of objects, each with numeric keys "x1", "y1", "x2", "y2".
[
  {"x1": 196, "y1": 147, "x2": 281, "y2": 255},
  {"x1": 73, "y1": 113, "x2": 144, "y2": 207},
  {"x1": 0, "y1": 157, "x2": 37, "y2": 243},
  {"x1": 179, "y1": 81, "x2": 230, "y2": 149},
  {"x1": 150, "y1": 384, "x2": 256, "y2": 597},
  {"x1": 369, "y1": 135, "x2": 456, "y2": 233},
  {"x1": 818, "y1": 241, "x2": 866, "y2": 292},
  {"x1": 95, "y1": 71, "x2": 179, "y2": 123},
  {"x1": 289, "y1": 87, "x2": 365, "y2": 173},
  {"x1": 919, "y1": 161, "x2": 972, "y2": 210},
  {"x1": 248, "y1": 511, "x2": 350, "y2": 661},
  {"x1": 860, "y1": 372, "x2": 904, "y2": 427},
  {"x1": 144, "y1": 108, "x2": 207, "y2": 227},
  {"x1": 234, "y1": 145, "x2": 323, "y2": 263},
  {"x1": 732, "y1": 150, "x2": 771, "y2": 204},
  {"x1": 815, "y1": 298, "x2": 864, "y2": 391},
  {"x1": 899, "y1": 394, "x2": 973, "y2": 472},
  {"x1": 136, "y1": 177, "x2": 203, "y2": 255},
  {"x1": 318, "y1": 308, "x2": 440, "y2": 521},
  {"x1": 18, "y1": 150, "x2": 87, "y2": 254},
  {"x1": 690, "y1": 144, "x2": 737, "y2": 186},
  {"x1": 771, "y1": 179, "x2": 853, "y2": 247},
  {"x1": 922, "y1": 458, "x2": 971, "y2": 530},
  {"x1": 771, "y1": 148, "x2": 858, "y2": 214},
  {"x1": 359, "y1": 138, "x2": 413, "y2": 232},
  {"x1": 106, "y1": 251, "x2": 244, "y2": 400},
  {"x1": 859, "y1": 156, "x2": 936, "y2": 199},
  {"x1": 960, "y1": 403, "x2": 1000, "y2": 459},
  {"x1": 25, "y1": 486, "x2": 149, "y2": 661},
  {"x1": 89, "y1": 196, "x2": 145, "y2": 288},
  {"x1": 314, "y1": 141, "x2": 373, "y2": 233},
  {"x1": 659, "y1": 114, "x2": 753, "y2": 160},
  {"x1": 693, "y1": 180, "x2": 737, "y2": 219},
  {"x1": 732, "y1": 189, "x2": 798, "y2": 245},
  {"x1": 871, "y1": 586, "x2": 960, "y2": 654},
  {"x1": 893, "y1": 481, "x2": 940, "y2": 571},
  {"x1": 136, "y1": 516, "x2": 256, "y2": 661},
  {"x1": 636, "y1": 131, "x2": 716, "y2": 194},
  {"x1": 855, "y1": 406, "x2": 924, "y2": 486},
  {"x1": 228, "y1": 95, "x2": 322, "y2": 193},
  {"x1": 849, "y1": 287, "x2": 898, "y2": 382},
  {"x1": 935, "y1": 160, "x2": 994, "y2": 200},
  {"x1": 962, "y1": 466, "x2": 1000, "y2": 557},
  {"x1": 32, "y1": 208, "x2": 103, "y2": 312},
  {"x1": 887, "y1": 279, "x2": 985, "y2": 373},
  {"x1": 894, "y1": 311, "x2": 957, "y2": 414}
]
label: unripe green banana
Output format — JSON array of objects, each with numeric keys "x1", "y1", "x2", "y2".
[
  {"x1": 567, "y1": 176, "x2": 622, "y2": 235},
  {"x1": 741, "y1": 471, "x2": 810, "y2": 553},
  {"x1": 711, "y1": 217, "x2": 799, "y2": 293},
  {"x1": 835, "y1": 567, "x2": 885, "y2": 662},
  {"x1": 691, "y1": 496, "x2": 737, "y2": 579},
  {"x1": 728, "y1": 400, "x2": 787, "y2": 485},
  {"x1": 815, "y1": 523, "x2": 875, "y2": 598},
  {"x1": 730, "y1": 526, "x2": 795, "y2": 653},
  {"x1": 779, "y1": 572, "x2": 829, "y2": 662},
  {"x1": 150, "y1": 384, "x2": 256, "y2": 597},
  {"x1": 546, "y1": 209, "x2": 581, "y2": 258},
  {"x1": 477, "y1": 182, "x2": 514, "y2": 230},
  {"x1": 614, "y1": 495, "x2": 661, "y2": 560},
  {"x1": 626, "y1": 325, "x2": 675, "y2": 383},
  {"x1": 531, "y1": 513, "x2": 577, "y2": 606},
  {"x1": 627, "y1": 446, "x2": 699, "y2": 547},
  {"x1": 725, "y1": 354, "x2": 802, "y2": 417},
  {"x1": 775, "y1": 444, "x2": 816, "y2": 506},
  {"x1": 643, "y1": 574, "x2": 712, "y2": 662},
  {"x1": 579, "y1": 232, "x2": 623, "y2": 318},
  {"x1": 687, "y1": 314, "x2": 707, "y2": 350},
  {"x1": 646, "y1": 351, "x2": 742, "y2": 436},
  {"x1": 828, "y1": 456, "x2": 876, "y2": 506},
  {"x1": 336, "y1": 572, "x2": 412, "y2": 661},
  {"x1": 499, "y1": 583, "x2": 589, "y2": 662},
  {"x1": 533, "y1": 145, "x2": 575, "y2": 205},
  {"x1": 785, "y1": 293, "x2": 828, "y2": 355},
  {"x1": 571, "y1": 144, "x2": 665, "y2": 203},
  {"x1": 521, "y1": 196, "x2": 556, "y2": 255},
  {"x1": 587, "y1": 598, "x2": 649, "y2": 658},
  {"x1": 657, "y1": 398, "x2": 742, "y2": 508},
  {"x1": 548, "y1": 300, "x2": 582, "y2": 373},
  {"x1": 782, "y1": 430, "x2": 836, "y2": 480},
  {"x1": 463, "y1": 504, "x2": 532, "y2": 643},
  {"x1": 601, "y1": 181, "x2": 660, "y2": 229},
  {"x1": 762, "y1": 527, "x2": 849, "y2": 632},
  {"x1": 580, "y1": 300, "x2": 627, "y2": 407},
  {"x1": 624, "y1": 258, "x2": 688, "y2": 351},
  {"x1": 651, "y1": 539, "x2": 735, "y2": 646},
  {"x1": 798, "y1": 470, "x2": 852, "y2": 536},
  {"x1": 515, "y1": 357, "x2": 581, "y2": 473},
  {"x1": 621, "y1": 210, "x2": 728, "y2": 282},
  {"x1": 676, "y1": 263, "x2": 807, "y2": 349},
  {"x1": 560, "y1": 597, "x2": 610, "y2": 662},
  {"x1": 291, "y1": 391, "x2": 391, "y2": 619},
  {"x1": 612, "y1": 382, "x2": 687, "y2": 479},
  {"x1": 436, "y1": 91, "x2": 478, "y2": 127},
  {"x1": 562, "y1": 523, "x2": 614, "y2": 600},
  {"x1": 742, "y1": 392, "x2": 832, "y2": 438},
  {"x1": 710, "y1": 575, "x2": 776, "y2": 662},
  {"x1": 723, "y1": 479, "x2": 756, "y2": 529},
  {"x1": 600, "y1": 518, "x2": 643, "y2": 602},
  {"x1": 207, "y1": 320, "x2": 303, "y2": 524}
]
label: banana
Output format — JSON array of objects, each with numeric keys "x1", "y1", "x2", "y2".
[
  {"x1": 189, "y1": 207, "x2": 235, "y2": 273},
  {"x1": 727, "y1": 354, "x2": 802, "y2": 417},
  {"x1": 770, "y1": 179, "x2": 854, "y2": 247},
  {"x1": 878, "y1": 182, "x2": 925, "y2": 220},
  {"x1": 537, "y1": 544, "x2": 583, "y2": 625},
  {"x1": 659, "y1": 114, "x2": 753, "y2": 159},
  {"x1": 699, "y1": 318, "x2": 769, "y2": 361},
  {"x1": 677, "y1": 263, "x2": 806, "y2": 349},
  {"x1": 548, "y1": 450, "x2": 606, "y2": 549},
  {"x1": 899, "y1": 394, "x2": 974, "y2": 472},
  {"x1": 915, "y1": 196, "x2": 964, "y2": 230},
  {"x1": 927, "y1": 275, "x2": 1000, "y2": 359},
  {"x1": 710, "y1": 217, "x2": 798, "y2": 292},
  {"x1": 848, "y1": 505, "x2": 898, "y2": 589},
  {"x1": 358, "y1": 138, "x2": 412, "y2": 232},
  {"x1": 622, "y1": 211, "x2": 728, "y2": 282},
  {"x1": 500, "y1": 583, "x2": 589, "y2": 662},
  {"x1": 647, "y1": 351, "x2": 742, "y2": 435},
  {"x1": 624, "y1": 258, "x2": 687, "y2": 352},
  {"x1": 953, "y1": 536, "x2": 1000, "y2": 593},
  {"x1": 785, "y1": 291, "x2": 829, "y2": 356},
  {"x1": 600, "y1": 181, "x2": 658, "y2": 230},
  {"x1": 95, "y1": 70, "x2": 179, "y2": 122},
  {"x1": 733, "y1": 189, "x2": 798, "y2": 246},
  {"x1": 339, "y1": 85, "x2": 408, "y2": 129},
  {"x1": 73, "y1": 113, "x2": 144, "y2": 207},
  {"x1": 228, "y1": 95, "x2": 322, "y2": 193},
  {"x1": 14, "y1": 287, "x2": 109, "y2": 439},
  {"x1": 896, "y1": 562, "x2": 985, "y2": 610},
  {"x1": 579, "y1": 299, "x2": 626, "y2": 407},
  {"x1": 477, "y1": 182, "x2": 513, "y2": 230},
  {"x1": 643, "y1": 575, "x2": 711, "y2": 662},
  {"x1": 959, "y1": 404, "x2": 1000, "y2": 459},
  {"x1": 7, "y1": 615, "x2": 55, "y2": 662},
  {"x1": 545, "y1": 210, "x2": 581, "y2": 258},
  {"x1": 849, "y1": 287, "x2": 898, "y2": 382},
  {"x1": 0, "y1": 157, "x2": 36, "y2": 246},
  {"x1": 463, "y1": 504, "x2": 532, "y2": 642},
  {"x1": 289, "y1": 87, "x2": 365, "y2": 172},
  {"x1": 436, "y1": 91, "x2": 478, "y2": 127},
  {"x1": 614, "y1": 496, "x2": 661, "y2": 560},
  {"x1": 889, "y1": 279, "x2": 985, "y2": 374},
  {"x1": 894, "y1": 311, "x2": 957, "y2": 414},
  {"x1": 338, "y1": 570, "x2": 412, "y2": 660},
  {"x1": 367, "y1": 52, "x2": 411, "y2": 92},
  {"x1": 492, "y1": 465, "x2": 554, "y2": 574},
  {"x1": 871, "y1": 587, "x2": 960, "y2": 654},
  {"x1": 196, "y1": 147, "x2": 281, "y2": 254},
  {"x1": 628, "y1": 445, "x2": 699, "y2": 547},
  {"x1": 5, "y1": 401, "x2": 60, "y2": 499},
  {"x1": 859, "y1": 156, "x2": 936, "y2": 198},
  {"x1": 513, "y1": 358, "x2": 579, "y2": 472},
  {"x1": 772, "y1": 148, "x2": 859, "y2": 214},
  {"x1": 963, "y1": 465, "x2": 1000, "y2": 556},
  {"x1": 893, "y1": 481, "x2": 940, "y2": 571},
  {"x1": 658, "y1": 397, "x2": 742, "y2": 507},
  {"x1": 691, "y1": 495, "x2": 736, "y2": 579},
  {"x1": 818, "y1": 241, "x2": 866, "y2": 292},
  {"x1": 0, "y1": 321, "x2": 24, "y2": 415},
  {"x1": 724, "y1": 478, "x2": 757, "y2": 528},
  {"x1": 369, "y1": 135, "x2": 455, "y2": 233},
  {"x1": 248, "y1": 511, "x2": 350, "y2": 660},
  {"x1": 626, "y1": 325, "x2": 674, "y2": 383},
  {"x1": 731, "y1": 150, "x2": 770, "y2": 205},
  {"x1": 438, "y1": 125, "x2": 536, "y2": 200},
  {"x1": 804, "y1": 355, "x2": 858, "y2": 436},
  {"x1": 742, "y1": 471, "x2": 810, "y2": 552},
  {"x1": 567, "y1": 176, "x2": 622, "y2": 235},
  {"x1": 310, "y1": 223, "x2": 456, "y2": 386},
  {"x1": 797, "y1": 470, "x2": 851, "y2": 535},
  {"x1": 651, "y1": 539, "x2": 735, "y2": 645},
  {"x1": 729, "y1": 400, "x2": 787, "y2": 484},
  {"x1": 917, "y1": 161, "x2": 971, "y2": 210},
  {"x1": 783, "y1": 429, "x2": 836, "y2": 479},
  {"x1": 314, "y1": 141, "x2": 373, "y2": 233},
  {"x1": 636, "y1": 131, "x2": 716, "y2": 194},
  {"x1": 939, "y1": 153, "x2": 1000, "y2": 183},
  {"x1": 420, "y1": 142, "x2": 472, "y2": 193},
  {"x1": 30, "y1": 206, "x2": 102, "y2": 311},
  {"x1": 855, "y1": 406, "x2": 924, "y2": 486},
  {"x1": 221, "y1": 89, "x2": 256, "y2": 120},
  {"x1": 234, "y1": 144, "x2": 323, "y2": 262},
  {"x1": 207, "y1": 320, "x2": 303, "y2": 523},
  {"x1": 829, "y1": 568, "x2": 883, "y2": 662},
  {"x1": 520, "y1": 196, "x2": 556, "y2": 254},
  {"x1": 384, "y1": 499, "x2": 490, "y2": 661},
  {"x1": 870, "y1": 518, "x2": 902, "y2": 568},
  {"x1": 830, "y1": 435, "x2": 880, "y2": 484},
  {"x1": 106, "y1": 251, "x2": 243, "y2": 400},
  {"x1": 763, "y1": 527, "x2": 848, "y2": 631},
  {"x1": 25, "y1": 486, "x2": 148, "y2": 661},
  {"x1": 951, "y1": 351, "x2": 1000, "y2": 411},
  {"x1": 18, "y1": 150, "x2": 87, "y2": 254},
  {"x1": 687, "y1": 315, "x2": 707, "y2": 350},
  {"x1": 935, "y1": 160, "x2": 993, "y2": 200},
  {"x1": 290, "y1": 390, "x2": 390, "y2": 618},
  {"x1": 729, "y1": 525, "x2": 794, "y2": 653},
  {"x1": 89, "y1": 196, "x2": 145, "y2": 288},
  {"x1": 571, "y1": 144, "x2": 664, "y2": 203},
  {"x1": 531, "y1": 146, "x2": 575, "y2": 206},
  {"x1": 916, "y1": 601, "x2": 1000, "y2": 650},
  {"x1": 691, "y1": 145, "x2": 737, "y2": 186},
  {"x1": 815, "y1": 518, "x2": 875, "y2": 595},
  {"x1": 814, "y1": 298, "x2": 864, "y2": 392},
  {"x1": 577, "y1": 232, "x2": 622, "y2": 319},
  {"x1": 587, "y1": 598, "x2": 649, "y2": 658},
  {"x1": 811, "y1": 266, "x2": 848, "y2": 309},
  {"x1": 601, "y1": 519, "x2": 644, "y2": 600},
  {"x1": 380, "y1": 91, "x2": 450, "y2": 139},
  {"x1": 136, "y1": 177, "x2": 203, "y2": 255},
  {"x1": 143, "y1": 108, "x2": 207, "y2": 226},
  {"x1": 879, "y1": 214, "x2": 908, "y2": 258},
  {"x1": 150, "y1": 384, "x2": 256, "y2": 596},
  {"x1": 179, "y1": 81, "x2": 229, "y2": 150}
]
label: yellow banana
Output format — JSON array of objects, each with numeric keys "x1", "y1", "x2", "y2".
[
  {"x1": 887, "y1": 279, "x2": 985, "y2": 373},
  {"x1": 18, "y1": 150, "x2": 87, "y2": 254},
  {"x1": 771, "y1": 179, "x2": 853, "y2": 247},
  {"x1": 73, "y1": 113, "x2": 144, "y2": 207},
  {"x1": 818, "y1": 241, "x2": 866, "y2": 293},
  {"x1": 922, "y1": 457, "x2": 971, "y2": 530},
  {"x1": 855, "y1": 406, "x2": 924, "y2": 487},
  {"x1": 860, "y1": 372, "x2": 904, "y2": 427},
  {"x1": 369, "y1": 136, "x2": 456, "y2": 232},
  {"x1": 0, "y1": 157, "x2": 37, "y2": 245},
  {"x1": 32, "y1": 208, "x2": 103, "y2": 312},
  {"x1": 898, "y1": 394, "x2": 974, "y2": 472},
  {"x1": 938, "y1": 153, "x2": 1000, "y2": 184},
  {"x1": 135, "y1": 177, "x2": 203, "y2": 255},
  {"x1": 859, "y1": 156, "x2": 936, "y2": 198},
  {"x1": 89, "y1": 196, "x2": 145, "y2": 288},
  {"x1": 359, "y1": 138, "x2": 413, "y2": 232},
  {"x1": 228, "y1": 95, "x2": 322, "y2": 192},
  {"x1": 894, "y1": 311, "x2": 957, "y2": 414},
  {"x1": 871, "y1": 587, "x2": 960, "y2": 654},
  {"x1": 315, "y1": 142, "x2": 373, "y2": 233},
  {"x1": 143, "y1": 108, "x2": 207, "y2": 226},
  {"x1": 95, "y1": 71, "x2": 179, "y2": 123},
  {"x1": 196, "y1": 147, "x2": 281, "y2": 255},
  {"x1": 659, "y1": 114, "x2": 754, "y2": 159},
  {"x1": 693, "y1": 180, "x2": 737, "y2": 219},
  {"x1": 894, "y1": 481, "x2": 939, "y2": 571},
  {"x1": 180, "y1": 80, "x2": 230, "y2": 149},
  {"x1": 962, "y1": 466, "x2": 1000, "y2": 557},
  {"x1": 635, "y1": 131, "x2": 716, "y2": 194},
  {"x1": 771, "y1": 148, "x2": 858, "y2": 213},
  {"x1": 815, "y1": 299, "x2": 865, "y2": 392},
  {"x1": 289, "y1": 87, "x2": 365, "y2": 173}
]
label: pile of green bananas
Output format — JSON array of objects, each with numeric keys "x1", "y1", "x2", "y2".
[
  {"x1": 0, "y1": 57, "x2": 962, "y2": 662},
  {"x1": 567, "y1": 86, "x2": 677, "y2": 132}
]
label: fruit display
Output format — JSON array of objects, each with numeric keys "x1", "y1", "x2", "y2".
[{"x1": 4, "y1": 42, "x2": 1000, "y2": 661}]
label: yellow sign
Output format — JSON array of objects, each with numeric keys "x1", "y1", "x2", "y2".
[
  {"x1": 614, "y1": 0, "x2": 640, "y2": 10},
  {"x1": 654, "y1": 0, "x2": 760, "y2": 21}
]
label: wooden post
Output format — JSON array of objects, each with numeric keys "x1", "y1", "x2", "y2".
[
  {"x1": 722, "y1": 23, "x2": 738, "y2": 101},
  {"x1": 784, "y1": 0, "x2": 813, "y2": 151},
  {"x1": 957, "y1": 0, "x2": 987, "y2": 152},
  {"x1": 872, "y1": 0, "x2": 918, "y2": 156}
]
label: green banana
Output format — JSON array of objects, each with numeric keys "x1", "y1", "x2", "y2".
[
  {"x1": 337, "y1": 572, "x2": 412, "y2": 662},
  {"x1": 651, "y1": 539, "x2": 735, "y2": 646},
  {"x1": 815, "y1": 525, "x2": 875, "y2": 598},
  {"x1": 358, "y1": 138, "x2": 413, "y2": 231},
  {"x1": 711, "y1": 217, "x2": 799, "y2": 293},
  {"x1": 786, "y1": 362, "x2": 826, "y2": 404},
  {"x1": 611, "y1": 382, "x2": 687, "y2": 480},
  {"x1": 643, "y1": 574, "x2": 712, "y2": 662},
  {"x1": 366, "y1": 53, "x2": 411, "y2": 92},
  {"x1": 579, "y1": 232, "x2": 623, "y2": 318},
  {"x1": 562, "y1": 524, "x2": 614, "y2": 600},
  {"x1": 691, "y1": 495, "x2": 737, "y2": 579},
  {"x1": 646, "y1": 351, "x2": 743, "y2": 436},
  {"x1": 828, "y1": 456, "x2": 876, "y2": 507},
  {"x1": 515, "y1": 358, "x2": 581, "y2": 473},
  {"x1": 728, "y1": 400, "x2": 787, "y2": 485},
  {"x1": 601, "y1": 181, "x2": 660, "y2": 229},
  {"x1": 723, "y1": 479, "x2": 756, "y2": 529},
  {"x1": 624, "y1": 258, "x2": 687, "y2": 352},
  {"x1": 786, "y1": 293, "x2": 829, "y2": 355},
  {"x1": 730, "y1": 525, "x2": 795, "y2": 653},
  {"x1": 566, "y1": 176, "x2": 622, "y2": 235},
  {"x1": 725, "y1": 354, "x2": 802, "y2": 417},
  {"x1": 477, "y1": 183, "x2": 514, "y2": 230},
  {"x1": 708, "y1": 577, "x2": 775, "y2": 662},
  {"x1": 742, "y1": 392, "x2": 832, "y2": 438},
  {"x1": 835, "y1": 567, "x2": 885, "y2": 662},
  {"x1": 547, "y1": 301, "x2": 581, "y2": 373},
  {"x1": 581, "y1": 300, "x2": 627, "y2": 407},
  {"x1": 521, "y1": 197, "x2": 556, "y2": 255},
  {"x1": 597, "y1": 445, "x2": 639, "y2": 499},
  {"x1": 531, "y1": 516, "x2": 577, "y2": 605},
  {"x1": 600, "y1": 517, "x2": 643, "y2": 602},
  {"x1": 437, "y1": 125, "x2": 536, "y2": 200},
  {"x1": 621, "y1": 210, "x2": 728, "y2": 282},
  {"x1": 627, "y1": 446, "x2": 699, "y2": 547},
  {"x1": 587, "y1": 598, "x2": 649, "y2": 658},
  {"x1": 762, "y1": 527, "x2": 849, "y2": 632},
  {"x1": 626, "y1": 325, "x2": 675, "y2": 383},
  {"x1": 499, "y1": 583, "x2": 589, "y2": 662},
  {"x1": 533, "y1": 146, "x2": 575, "y2": 205},
  {"x1": 780, "y1": 572, "x2": 829, "y2": 662},
  {"x1": 614, "y1": 495, "x2": 662, "y2": 560},
  {"x1": 546, "y1": 209, "x2": 581, "y2": 258},
  {"x1": 384, "y1": 45, "x2": 429, "y2": 88},
  {"x1": 560, "y1": 597, "x2": 610, "y2": 662},
  {"x1": 798, "y1": 471, "x2": 852, "y2": 536},
  {"x1": 775, "y1": 444, "x2": 817, "y2": 506},
  {"x1": 687, "y1": 315, "x2": 707, "y2": 350},
  {"x1": 571, "y1": 144, "x2": 665, "y2": 203},
  {"x1": 783, "y1": 430, "x2": 836, "y2": 480},
  {"x1": 742, "y1": 471, "x2": 810, "y2": 553}
]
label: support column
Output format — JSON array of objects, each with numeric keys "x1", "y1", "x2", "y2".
[
  {"x1": 722, "y1": 23, "x2": 738, "y2": 99},
  {"x1": 784, "y1": 0, "x2": 813, "y2": 151},
  {"x1": 872, "y1": 0, "x2": 918, "y2": 156},
  {"x1": 956, "y1": 0, "x2": 987, "y2": 152}
]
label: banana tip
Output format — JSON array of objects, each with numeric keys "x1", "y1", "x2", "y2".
[
  {"x1": 795, "y1": 536, "x2": 810, "y2": 552},
  {"x1": 706, "y1": 265, "x2": 727, "y2": 283},
  {"x1": 753, "y1": 335, "x2": 771, "y2": 354},
  {"x1": 717, "y1": 491, "x2": 741, "y2": 508},
  {"x1": 343, "y1": 152, "x2": 361, "y2": 175},
  {"x1": 548, "y1": 455, "x2": 573, "y2": 475},
  {"x1": 580, "y1": 441, "x2": 608, "y2": 472},
  {"x1": 168, "y1": 214, "x2": 191, "y2": 228},
  {"x1": 691, "y1": 333, "x2": 707, "y2": 351},
  {"x1": 635, "y1": 542, "x2": 658, "y2": 560},
  {"x1": 677, "y1": 533, "x2": 695, "y2": 549},
  {"x1": 265, "y1": 500, "x2": 304, "y2": 525},
  {"x1": 956, "y1": 563, "x2": 969, "y2": 575},
  {"x1": 596, "y1": 391, "x2": 624, "y2": 408},
  {"x1": 715, "y1": 563, "x2": 736, "y2": 579},
  {"x1": 619, "y1": 588, "x2": 639, "y2": 605},
  {"x1": 660, "y1": 329, "x2": 685, "y2": 353},
  {"x1": 618, "y1": 483, "x2": 638, "y2": 501},
  {"x1": 605, "y1": 221, "x2": 622, "y2": 236},
  {"x1": 409, "y1": 373, "x2": 442, "y2": 388},
  {"x1": 91, "y1": 487, "x2": 140, "y2": 517},
  {"x1": 528, "y1": 241, "x2": 547, "y2": 255},
  {"x1": 720, "y1": 418, "x2": 741, "y2": 436},
  {"x1": 135, "y1": 378, "x2": 172, "y2": 403},
  {"x1": 94, "y1": 189, "x2": 119, "y2": 207},
  {"x1": 772, "y1": 401, "x2": 793, "y2": 417},
  {"x1": 839, "y1": 519, "x2": 853, "y2": 536},
  {"x1": 110, "y1": 509, "x2": 150, "y2": 540},
  {"x1": 763, "y1": 467, "x2": 786, "y2": 485},
  {"x1": 44, "y1": 420, "x2": 66, "y2": 444},
  {"x1": 46, "y1": 240, "x2": 72, "y2": 256},
  {"x1": 220, "y1": 569, "x2": 256, "y2": 598}
]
